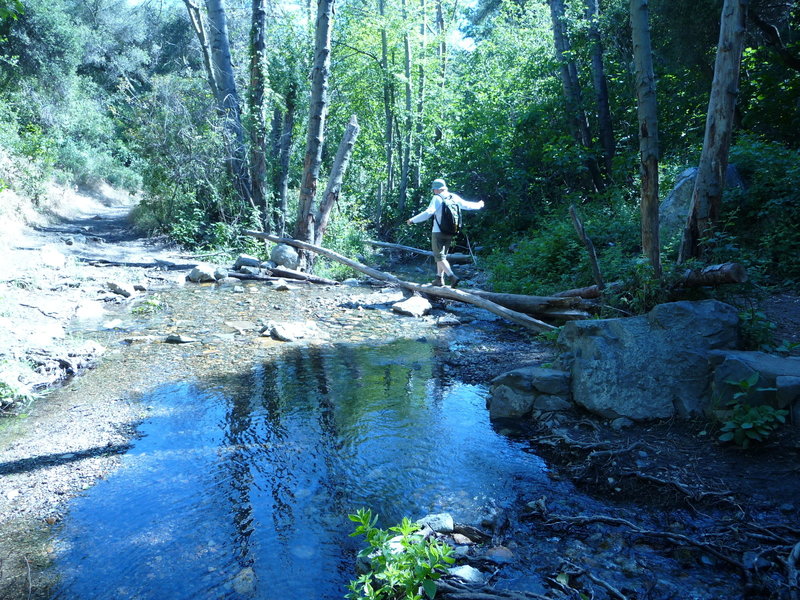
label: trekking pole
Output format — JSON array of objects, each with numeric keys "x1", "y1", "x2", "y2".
[{"x1": 463, "y1": 229, "x2": 478, "y2": 266}]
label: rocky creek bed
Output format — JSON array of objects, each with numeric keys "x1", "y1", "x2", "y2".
[{"x1": 1, "y1": 192, "x2": 800, "y2": 600}]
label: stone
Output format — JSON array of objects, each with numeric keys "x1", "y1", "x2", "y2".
[
  {"x1": 263, "y1": 320, "x2": 328, "y2": 343},
  {"x1": 238, "y1": 265, "x2": 262, "y2": 276},
  {"x1": 187, "y1": 264, "x2": 218, "y2": 283},
  {"x1": 611, "y1": 417, "x2": 635, "y2": 431},
  {"x1": 392, "y1": 295, "x2": 432, "y2": 318},
  {"x1": 483, "y1": 545, "x2": 515, "y2": 564},
  {"x1": 659, "y1": 165, "x2": 745, "y2": 244},
  {"x1": 231, "y1": 566, "x2": 256, "y2": 596},
  {"x1": 558, "y1": 300, "x2": 739, "y2": 420},
  {"x1": 448, "y1": 565, "x2": 485, "y2": 584},
  {"x1": 708, "y1": 350, "x2": 800, "y2": 408},
  {"x1": 270, "y1": 244, "x2": 299, "y2": 269},
  {"x1": 416, "y1": 513, "x2": 454, "y2": 533},
  {"x1": 164, "y1": 334, "x2": 198, "y2": 344},
  {"x1": 487, "y1": 367, "x2": 571, "y2": 419},
  {"x1": 107, "y1": 281, "x2": 135, "y2": 298},
  {"x1": 233, "y1": 254, "x2": 262, "y2": 269},
  {"x1": 436, "y1": 314, "x2": 461, "y2": 327}
]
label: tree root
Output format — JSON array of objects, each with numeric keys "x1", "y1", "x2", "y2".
[
  {"x1": 437, "y1": 579, "x2": 551, "y2": 600},
  {"x1": 619, "y1": 470, "x2": 733, "y2": 503}
]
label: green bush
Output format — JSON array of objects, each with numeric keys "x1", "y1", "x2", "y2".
[
  {"x1": 718, "y1": 373, "x2": 786, "y2": 449},
  {"x1": 347, "y1": 508, "x2": 454, "y2": 600}
]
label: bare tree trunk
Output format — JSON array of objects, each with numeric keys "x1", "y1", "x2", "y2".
[
  {"x1": 313, "y1": 115, "x2": 361, "y2": 247},
  {"x1": 434, "y1": 0, "x2": 446, "y2": 142},
  {"x1": 413, "y1": 0, "x2": 426, "y2": 190},
  {"x1": 204, "y1": 0, "x2": 256, "y2": 215},
  {"x1": 294, "y1": 0, "x2": 335, "y2": 268},
  {"x1": 679, "y1": 0, "x2": 748, "y2": 263},
  {"x1": 379, "y1": 0, "x2": 395, "y2": 199},
  {"x1": 584, "y1": 0, "x2": 614, "y2": 177},
  {"x1": 248, "y1": 0, "x2": 270, "y2": 230},
  {"x1": 275, "y1": 84, "x2": 296, "y2": 237},
  {"x1": 182, "y1": 0, "x2": 218, "y2": 99},
  {"x1": 398, "y1": 0, "x2": 413, "y2": 214},
  {"x1": 630, "y1": 0, "x2": 661, "y2": 278},
  {"x1": 549, "y1": 0, "x2": 603, "y2": 192}
]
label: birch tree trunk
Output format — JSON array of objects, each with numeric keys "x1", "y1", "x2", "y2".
[
  {"x1": 313, "y1": 115, "x2": 361, "y2": 248},
  {"x1": 248, "y1": 0, "x2": 270, "y2": 230},
  {"x1": 548, "y1": 0, "x2": 603, "y2": 192},
  {"x1": 678, "y1": 0, "x2": 748, "y2": 262},
  {"x1": 630, "y1": 0, "x2": 661, "y2": 278},
  {"x1": 584, "y1": 0, "x2": 615, "y2": 177},
  {"x1": 434, "y1": 0, "x2": 446, "y2": 142},
  {"x1": 204, "y1": 0, "x2": 256, "y2": 215},
  {"x1": 294, "y1": 0, "x2": 335, "y2": 268}
]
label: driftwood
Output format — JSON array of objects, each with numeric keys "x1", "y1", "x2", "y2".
[
  {"x1": 242, "y1": 231, "x2": 556, "y2": 333},
  {"x1": 464, "y1": 289, "x2": 594, "y2": 320},
  {"x1": 367, "y1": 240, "x2": 473, "y2": 264},
  {"x1": 269, "y1": 265, "x2": 339, "y2": 285},
  {"x1": 680, "y1": 261, "x2": 747, "y2": 286},
  {"x1": 554, "y1": 262, "x2": 746, "y2": 299}
]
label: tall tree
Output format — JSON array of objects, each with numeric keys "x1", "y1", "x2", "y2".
[
  {"x1": 584, "y1": 0, "x2": 614, "y2": 177},
  {"x1": 248, "y1": 0, "x2": 270, "y2": 230},
  {"x1": 630, "y1": 0, "x2": 661, "y2": 277},
  {"x1": 295, "y1": 0, "x2": 335, "y2": 268},
  {"x1": 379, "y1": 0, "x2": 395, "y2": 201},
  {"x1": 679, "y1": 0, "x2": 749, "y2": 262},
  {"x1": 398, "y1": 0, "x2": 414, "y2": 214},
  {"x1": 548, "y1": 0, "x2": 603, "y2": 192}
]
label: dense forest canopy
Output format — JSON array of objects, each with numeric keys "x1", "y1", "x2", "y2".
[{"x1": 0, "y1": 0, "x2": 798, "y2": 299}]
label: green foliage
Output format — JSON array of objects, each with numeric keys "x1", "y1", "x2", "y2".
[
  {"x1": 131, "y1": 296, "x2": 165, "y2": 315},
  {"x1": 725, "y1": 136, "x2": 800, "y2": 285},
  {"x1": 738, "y1": 309, "x2": 776, "y2": 351},
  {"x1": 347, "y1": 508, "x2": 455, "y2": 600},
  {"x1": 718, "y1": 373, "x2": 786, "y2": 449}
]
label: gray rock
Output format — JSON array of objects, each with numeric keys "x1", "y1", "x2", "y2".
[
  {"x1": 233, "y1": 254, "x2": 262, "y2": 269},
  {"x1": 187, "y1": 264, "x2": 218, "y2": 283},
  {"x1": 558, "y1": 300, "x2": 739, "y2": 420},
  {"x1": 448, "y1": 565, "x2": 485, "y2": 584},
  {"x1": 392, "y1": 295, "x2": 432, "y2": 318},
  {"x1": 488, "y1": 367, "x2": 571, "y2": 419},
  {"x1": 709, "y1": 350, "x2": 800, "y2": 408},
  {"x1": 270, "y1": 244, "x2": 299, "y2": 269},
  {"x1": 107, "y1": 281, "x2": 135, "y2": 298},
  {"x1": 416, "y1": 513, "x2": 454, "y2": 533},
  {"x1": 262, "y1": 320, "x2": 328, "y2": 343},
  {"x1": 164, "y1": 334, "x2": 198, "y2": 344},
  {"x1": 611, "y1": 417, "x2": 635, "y2": 430},
  {"x1": 239, "y1": 265, "x2": 262, "y2": 276},
  {"x1": 659, "y1": 165, "x2": 745, "y2": 245},
  {"x1": 436, "y1": 314, "x2": 461, "y2": 327}
]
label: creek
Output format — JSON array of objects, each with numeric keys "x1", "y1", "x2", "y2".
[{"x1": 40, "y1": 281, "x2": 742, "y2": 599}]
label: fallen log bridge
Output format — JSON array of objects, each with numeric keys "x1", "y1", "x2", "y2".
[{"x1": 242, "y1": 231, "x2": 557, "y2": 333}]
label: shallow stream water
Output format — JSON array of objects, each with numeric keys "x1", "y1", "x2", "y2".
[{"x1": 43, "y1": 281, "x2": 743, "y2": 600}]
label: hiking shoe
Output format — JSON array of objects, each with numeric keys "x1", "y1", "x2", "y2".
[
  {"x1": 432, "y1": 277, "x2": 445, "y2": 286},
  {"x1": 450, "y1": 275, "x2": 461, "y2": 288}
]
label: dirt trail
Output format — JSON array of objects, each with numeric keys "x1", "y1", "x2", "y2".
[{"x1": 0, "y1": 185, "x2": 195, "y2": 598}]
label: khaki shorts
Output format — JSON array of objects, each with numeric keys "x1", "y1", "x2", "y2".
[{"x1": 431, "y1": 232, "x2": 453, "y2": 262}]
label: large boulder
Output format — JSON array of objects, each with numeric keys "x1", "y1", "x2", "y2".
[
  {"x1": 487, "y1": 367, "x2": 571, "y2": 419},
  {"x1": 558, "y1": 300, "x2": 740, "y2": 420},
  {"x1": 659, "y1": 165, "x2": 745, "y2": 245},
  {"x1": 270, "y1": 244, "x2": 299, "y2": 270}
]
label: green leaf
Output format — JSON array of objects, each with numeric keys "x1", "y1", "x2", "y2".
[
  {"x1": 422, "y1": 578, "x2": 437, "y2": 598},
  {"x1": 719, "y1": 432, "x2": 734, "y2": 442}
]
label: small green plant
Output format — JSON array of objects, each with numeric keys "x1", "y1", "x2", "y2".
[
  {"x1": 718, "y1": 373, "x2": 786, "y2": 448},
  {"x1": 131, "y1": 296, "x2": 165, "y2": 315},
  {"x1": 738, "y1": 309, "x2": 776, "y2": 351},
  {"x1": 346, "y1": 508, "x2": 455, "y2": 600}
]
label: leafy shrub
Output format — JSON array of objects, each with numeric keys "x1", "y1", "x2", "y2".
[
  {"x1": 718, "y1": 373, "x2": 786, "y2": 449},
  {"x1": 738, "y1": 309, "x2": 776, "y2": 351},
  {"x1": 347, "y1": 508, "x2": 454, "y2": 600}
]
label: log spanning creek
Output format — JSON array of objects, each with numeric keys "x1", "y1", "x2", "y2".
[{"x1": 41, "y1": 280, "x2": 741, "y2": 599}]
